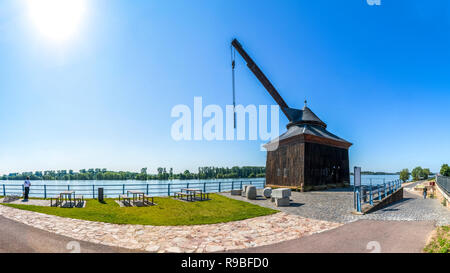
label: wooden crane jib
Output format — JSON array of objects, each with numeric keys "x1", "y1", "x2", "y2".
[{"x1": 231, "y1": 38, "x2": 292, "y2": 121}]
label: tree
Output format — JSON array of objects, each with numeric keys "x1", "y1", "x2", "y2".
[
  {"x1": 399, "y1": 169, "x2": 409, "y2": 182},
  {"x1": 411, "y1": 166, "x2": 423, "y2": 181},
  {"x1": 441, "y1": 164, "x2": 450, "y2": 177},
  {"x1": 422, "y1": 168, "x2": 431, "y2": 180}
]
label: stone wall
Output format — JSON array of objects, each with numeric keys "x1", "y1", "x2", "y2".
[
  {"x1": 435, "y1": 183, "x2": 450, "y2": 210},
  {"x1": 363, "y1": 188, "x2": 403, "y2": 214}
]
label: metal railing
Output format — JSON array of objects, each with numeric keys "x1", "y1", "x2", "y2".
[
  {"x1": 436, "y1": 175, "x2": 450, "y2": 196},
  {"x1": 0, "y1": 179, "x2": 266, "y2": 199},
  {"x1": 354, "y1": 179, "x2": 402, "y2": 212}
]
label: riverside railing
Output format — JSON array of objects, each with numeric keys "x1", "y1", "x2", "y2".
[
  {"x1": 0, "y1": 179, "x2": 266, "y2": 199},
  {"x1": 354, "y1": 179, "x2": 402, "y2": 213},
  {"x1": 436, "y1": 175, "x2": 450, "y2": 196}
]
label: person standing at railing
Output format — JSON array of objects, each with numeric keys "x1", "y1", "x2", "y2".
[
  {"x1": 23, "y1": 177, "x2": 31, "y2": 202},
  {"x1": 423, "y1": 186, "x2": 427, "y2": 199}
]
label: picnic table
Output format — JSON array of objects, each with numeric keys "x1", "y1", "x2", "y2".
[
  {"x1": 175, "y1": 188, "x2": 209, "y2": 201},
  {"x1": 127, "y1": 190, "x2": 144, "y2": 204},
  {"x1": 121, "y1": 190, "x2": 154, "y2": 206},
  {"x1": 60, "y1": 190, "x2": 75, "y2": 206}
]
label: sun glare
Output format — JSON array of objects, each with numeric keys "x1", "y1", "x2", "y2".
[{"x1": 27, "y1": 0, "x2": 87, "y2": 44}]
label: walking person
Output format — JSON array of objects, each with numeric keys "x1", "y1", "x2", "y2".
[
  {"x1": 423, "y1": 186, "x2": 427, "y2": 199},
  {"x1": 23, "y1": 177, "x2": 31, "y2": 202}
]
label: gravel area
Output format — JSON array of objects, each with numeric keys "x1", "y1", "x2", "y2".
[{"x1": 221, "y1": 186, "x2": 450, "y2": 226}]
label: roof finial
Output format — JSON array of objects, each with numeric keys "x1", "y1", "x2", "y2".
[{"x1": 304, "y1": 99, "x2": 307, "y2": 108}]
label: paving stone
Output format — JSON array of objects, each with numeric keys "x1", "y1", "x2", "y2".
[{"x1": 0, "y1": 204, "x2": 341, "y2": 253}]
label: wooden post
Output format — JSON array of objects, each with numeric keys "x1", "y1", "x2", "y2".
[
  {"x1": 218, "y1": 182, "x2": 221, "y2": 192},
  {"x1": 3, "y1": 184, "x2": 5, "y2": 196},
  {"x1": 168, "y1": 184, "x2": 171, "y2": 196},
  {"x1": 146, "y1": 184, "x2": 149, "y2": 195},
  {"x1": 122, "y1": 184, "x2": 125, "y2": 194},
  {"x1": 92, "y1": 185, "x2": 95, "y2": 198},
  {"x1": 203, "y1": 182, "x2": 206, "y2": 193},
  {"x1": 44, "y1": 185, "x2": 47, "y2": 199}
]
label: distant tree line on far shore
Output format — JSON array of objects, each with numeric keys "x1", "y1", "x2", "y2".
[{"x1": 0, "y1": 166, "x2": 266, "y2": 181}]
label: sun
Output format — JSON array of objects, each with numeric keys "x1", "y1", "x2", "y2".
[{"x1": 27, "y1": 0, "x2": 87, "y2": 44}]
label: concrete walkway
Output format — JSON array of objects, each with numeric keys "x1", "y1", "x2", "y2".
[
  {"x1": 0, "y1": 215, "x2": 136, "y2": 253},
  {"x1": 232, "y1": 220, "x2": 436, "y2": 253}
]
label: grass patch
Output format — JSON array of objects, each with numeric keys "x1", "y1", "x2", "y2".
[
  {"x1": 424, "y1": 226, "x2": 450, "y2": 253},
  {"x1": 3, "y1": 194, "x2": 277, "y2": 226}
]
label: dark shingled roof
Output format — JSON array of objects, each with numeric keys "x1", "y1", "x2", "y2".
[
  {"x1": 283, "y1": 106, "x2": 327, "y2": 128},
  {"x1": 266, "y1": 105, "x2": 351, "y2": 146}
]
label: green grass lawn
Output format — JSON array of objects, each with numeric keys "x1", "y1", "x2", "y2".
[
  {"x1": 3, "y1": 194, "x2": 277, "y2": 226},
  {"x1": 424, "y1": 226, "x2": 450, "y2": 253}
]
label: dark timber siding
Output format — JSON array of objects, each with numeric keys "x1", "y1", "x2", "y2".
[{"x1": 266, "y1": 141, "x2": 350, "y2": 190}]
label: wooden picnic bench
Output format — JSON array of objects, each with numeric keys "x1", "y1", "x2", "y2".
[
  {"x1": 143, "y1": 194, "x2": 155, "y2": 205},
  {"x1": 74, "y1": 195, "x2": 84, "y2": 206},
  {"x1": 50, "y1": 195, "x2": 61, "y2": 207},
  {"x1": 119, "y1": 194, "x2": 132, "y2": 206}
]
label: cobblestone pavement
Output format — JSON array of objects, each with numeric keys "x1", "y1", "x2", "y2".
[
  {"x1": 221, "y1": 187, "x2": 450, "y2": 226},
  {"x1": 0, "y1": 205, "x2": 341, "y2": 253}
]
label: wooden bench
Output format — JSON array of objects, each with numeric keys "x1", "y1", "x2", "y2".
[
  {"x1": 143, "y1": 195, "x2": 155, "y2": 206},
  {"x1": 201, "y1": 192, "x2": 210, "y2": 200},
  {"x1": 74, "y1": 195, "x2": 84, "y2": 207},
  {"x1": 50, "y1": 195, "x2": 61, "y2": 207},
  {"x1": 119, "y1": 194, "x2": 132, "y2": 206}
]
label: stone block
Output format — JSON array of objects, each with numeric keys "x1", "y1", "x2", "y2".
[
  {"x1": 271, "y1": 188, "x2": 291, "y2": 198},
  {"x1": 246, "y1": 186, "x2": 257, "y2": 200},
  {"x1": 230, "y1": 189, "x2": 242, "y2": 196},
  {"x1": 242, "y1": 185, "x2": 251, "y2": 196},
  {"x1": 263, "y1": 187, "x2": 272, "y2": 198},
  {"x1": 275, "y1": 197, "x2": 290, "y2": 207}
]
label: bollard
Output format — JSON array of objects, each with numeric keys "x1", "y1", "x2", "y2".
[
  {"x1": 167, "y1": 184, "x2": 171, "y2": 196},
  {"x1": 122, "y1": 184, "x2": 125, "y2": 194},
  {"x1": 98, "y1": 187, "x2": 104, "y2": 202},
  {"x1": 44, "y1": 185, "x2": 47, "y2": 199},
  {"x1": 356, "y1": 190, "x2": 361, "y2": 212},
  {"x1": 218, "y1": 182, "x2": 221, "y2": 192},
  {"x1": 2, "y1": 184, "x2": 5, "y2": 196},
  {"x1": 92, "y1": 185, "x2": 95, "y2": 198}
]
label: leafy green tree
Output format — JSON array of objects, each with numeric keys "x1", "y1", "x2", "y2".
[
  {"x1": 422, "y1": 168, "x2": 431, "y2": 180},
  {"x1": 411, "y1": 166, "x2": 423, "y2": 181},
  {"x1": 399, "y1": 169, "x2": 409, "y2": 182},
  {"x1": 441, "y1": 164, "x2": 450, "y2": 177}
]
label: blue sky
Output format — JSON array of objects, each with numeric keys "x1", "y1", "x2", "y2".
[{"x1": 0, "y1": 0, "x2": 449, "y2": 174}]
